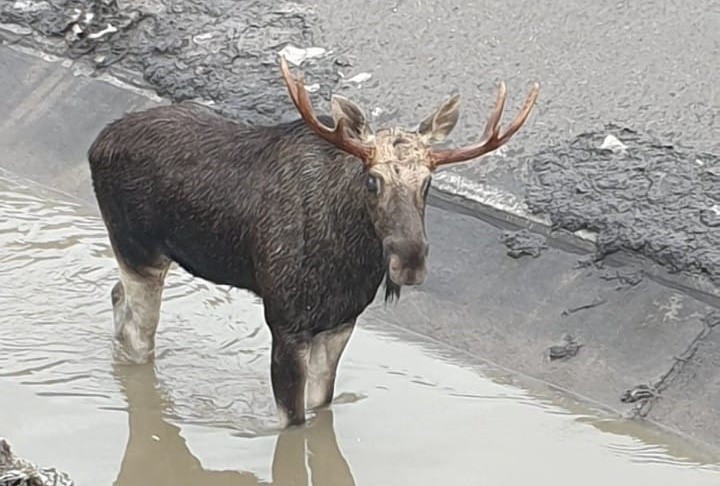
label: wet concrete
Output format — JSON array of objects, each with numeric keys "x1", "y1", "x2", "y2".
[
  {"x1": 0, "y1": 44, "x2": 159, "y2": 201},
  {"x1": 2, "y1": 171, "x2": 720, "y2": 485}
]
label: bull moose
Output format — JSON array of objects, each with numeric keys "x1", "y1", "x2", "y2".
[{"x1": 88, "y1": 55, "x2": 538, "y2": 427}]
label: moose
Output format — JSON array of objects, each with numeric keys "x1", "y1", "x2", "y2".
[{"x1": 88, "y1": 55, "x2": 538, "y2": 427}]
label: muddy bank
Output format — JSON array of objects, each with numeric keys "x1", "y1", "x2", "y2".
[
  {"x1": 525, "y1": 126, "x2": 720, "y2": 285},
  {"x1": 0, "y1": 0, "x2": 340, "y2": 124}
]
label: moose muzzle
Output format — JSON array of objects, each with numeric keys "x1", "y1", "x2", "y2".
[{"x1": 383, "y1": 237, "x2": 429, "y2": 286}]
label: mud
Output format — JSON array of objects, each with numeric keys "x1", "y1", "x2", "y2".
[
  {"x1": 548, "y1": 334, "x2": 582, "y2": 361},
  {"x1": 525, "y1": 126, "x2": 720, "y2": 285},
  {"x1": 3, "y1": 167, "x2": 720, "y2": 484},
  {"x1": 0, "y1": 0, "x2": 339, "y2": 124},
  {"x1": 500, "y1": 229, "x2": 547, "y2": 258}
]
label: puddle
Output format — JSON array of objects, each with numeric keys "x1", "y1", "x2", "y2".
[{"x1": 1, "y1": 170, "x2": 720, "y2": 485}]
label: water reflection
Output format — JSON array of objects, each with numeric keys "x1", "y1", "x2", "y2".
[{"x1": 112, "y1": 362, "x2": 355, "y2": 486}]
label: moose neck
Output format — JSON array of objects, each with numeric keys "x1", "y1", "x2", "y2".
[{"x1": 273, "y1": 117, "x2": 401, "y2": 306}]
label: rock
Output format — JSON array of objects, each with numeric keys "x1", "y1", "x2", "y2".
[{"x1": 0, "y1": 438, "x2": 74, "y2": 486}]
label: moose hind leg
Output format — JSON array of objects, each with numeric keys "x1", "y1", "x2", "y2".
[
  {"x1": 306, "y1": 322, "x2": 355, "y2": 410},
  {"x1": 271, "y1": 335, "x2": 310, "y2": 428},
  {"x1": 111, "y1": 260, "x2": 170, "y2": 364}
]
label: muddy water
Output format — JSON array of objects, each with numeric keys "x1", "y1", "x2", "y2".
[{"x1": 1, "y1": 171, "x2": 720, "y2": 486}]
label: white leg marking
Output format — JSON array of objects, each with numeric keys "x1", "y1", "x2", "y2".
[
  {"x1": 306, "y1": 323, "x2": 354, "y2": 410},
  {"x1": 113, "y1": 262, "x2": 169, "y2": 364}
]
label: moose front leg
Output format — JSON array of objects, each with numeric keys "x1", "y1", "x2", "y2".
[
  {"x1": 271, "y1": 334, "x2": 310, "y2": 428},
  {"x1": 306, "y1": 322, "x2": 355, "y2": 410}
]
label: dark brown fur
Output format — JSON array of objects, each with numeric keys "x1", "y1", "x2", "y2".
[{"x1": 89, "y1": 102, "x2": 394, "y2": 333}]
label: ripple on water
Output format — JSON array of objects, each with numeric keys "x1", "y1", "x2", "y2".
[{"x1": 0, "y1": 173, "x2": 277, "y2": 433}]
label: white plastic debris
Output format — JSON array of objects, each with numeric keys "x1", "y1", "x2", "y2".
[
  {"x1": 343, "y1": 72, "x2": 372, "y2": 84},
  {"x1": 371, "y1": 107, "x2": 383, "y2": 117},
  {"x1": 599, "y1": 134, "x2": 627, "y2": 153},
  {"x1": 151, "y1": 435, "x2": 160, "y2": 441},
  {"x1": 12, "y1": 0, "x2": 50, "y2": 12},
  {"x1": 88, "y1": 24, "x2": 117, "y2": 40},
  {"x1": 278, "y1": 44, "x2": 326, "y2": 66},
  {"x1": 69, "y1": 8, "x2": 82, "y2": 22}
]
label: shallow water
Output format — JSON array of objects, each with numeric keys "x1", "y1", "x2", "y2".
[{"x1": 1, "y1": 171, "x2": 720, "y2": 486}]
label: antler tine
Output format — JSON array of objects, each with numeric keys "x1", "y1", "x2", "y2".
[
  {"x1": 278, "y1": 55, "x2": 373, "y2": 161},
  {"x1": 431, "y1": 81, "x2": 539, "y2": 167},
  {"x1": 479, "y1": 80, "x2": 507, "y2": 144},
  {"x1": 496, "y1": 82, "x2": 539, "y2": 145}
]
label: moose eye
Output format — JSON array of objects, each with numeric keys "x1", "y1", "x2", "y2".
[{"x1": 366, "y1": 175, "x2": 379, "y2": 193}]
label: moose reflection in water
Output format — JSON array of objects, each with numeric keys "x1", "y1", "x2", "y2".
[{"x1": 112, "y1": 362, "x2": 355, "y2": 486}]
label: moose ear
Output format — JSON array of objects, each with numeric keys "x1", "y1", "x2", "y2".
[
  {"x1": 331, "y1": 95, "x2": 371, "y2": 140},
  {"x1": 416, "y1": 94, "x2": 460, "y2": 144}
]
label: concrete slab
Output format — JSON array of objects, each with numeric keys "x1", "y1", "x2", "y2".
[
  {"x1": 369, "y1": 200, "x2": 712, "y2": 413},
  {"x1": 649, "y1": 320, "x2": 720, "y2": 446},
  {"x1": 0, "y1": 46, "x2": 160, "y2": 201}
]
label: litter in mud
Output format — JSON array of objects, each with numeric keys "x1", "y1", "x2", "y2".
[
  {"x1": 548, "y1": 334, "x2": 583, "y2": 361},
  {"x1": 341, "y1": 71, "x2": 372, "y2": 84},
  {"x1": 599, "y1": 268, "x2": 644, "y2": 289},
  {"x1": 621, "y1": 384, "x2": 658, "y2": 404},
  {"x1": 278, "y1": 44, "x2": 327, "y2": 66},
  {"x1": 500, "y1": 229, "x2": 547, "y2": 258},
  {"x1": 561, "y1": 296, "x2": 606, "y2": 316},
  {"x1": 599, "y1": 133, "x2": 628, "y2": 153}
]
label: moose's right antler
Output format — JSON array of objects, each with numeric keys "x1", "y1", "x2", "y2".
[{"x1": 279, "y1": 55, "x2": 375, "y2": 161}]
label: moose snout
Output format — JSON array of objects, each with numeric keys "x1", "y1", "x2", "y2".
[{"x1": 383, "y1": 237, "x2": 429, "y2": 286}]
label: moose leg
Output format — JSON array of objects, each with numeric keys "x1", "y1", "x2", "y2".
[
  {"x1": 111, "y1": 260, "x2": 170, "y2": 364},
  {"x1": 306, "y1": 322, "x2": 355, "y2": 410},
  {"x1": 271, "y1": 335, "x2": 310, "y2": 428}
]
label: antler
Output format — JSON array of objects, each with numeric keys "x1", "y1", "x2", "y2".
[
  {"x1": 430, "y1": 81, "x2": 539, "y2": 167},
  {"x1": 278, "y1": 55, "x2": 374, "y2": 161}
]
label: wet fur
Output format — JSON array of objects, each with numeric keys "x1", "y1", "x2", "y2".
[{"x1": 89, "y1": 101, "x2": 396, "y2": 341}]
